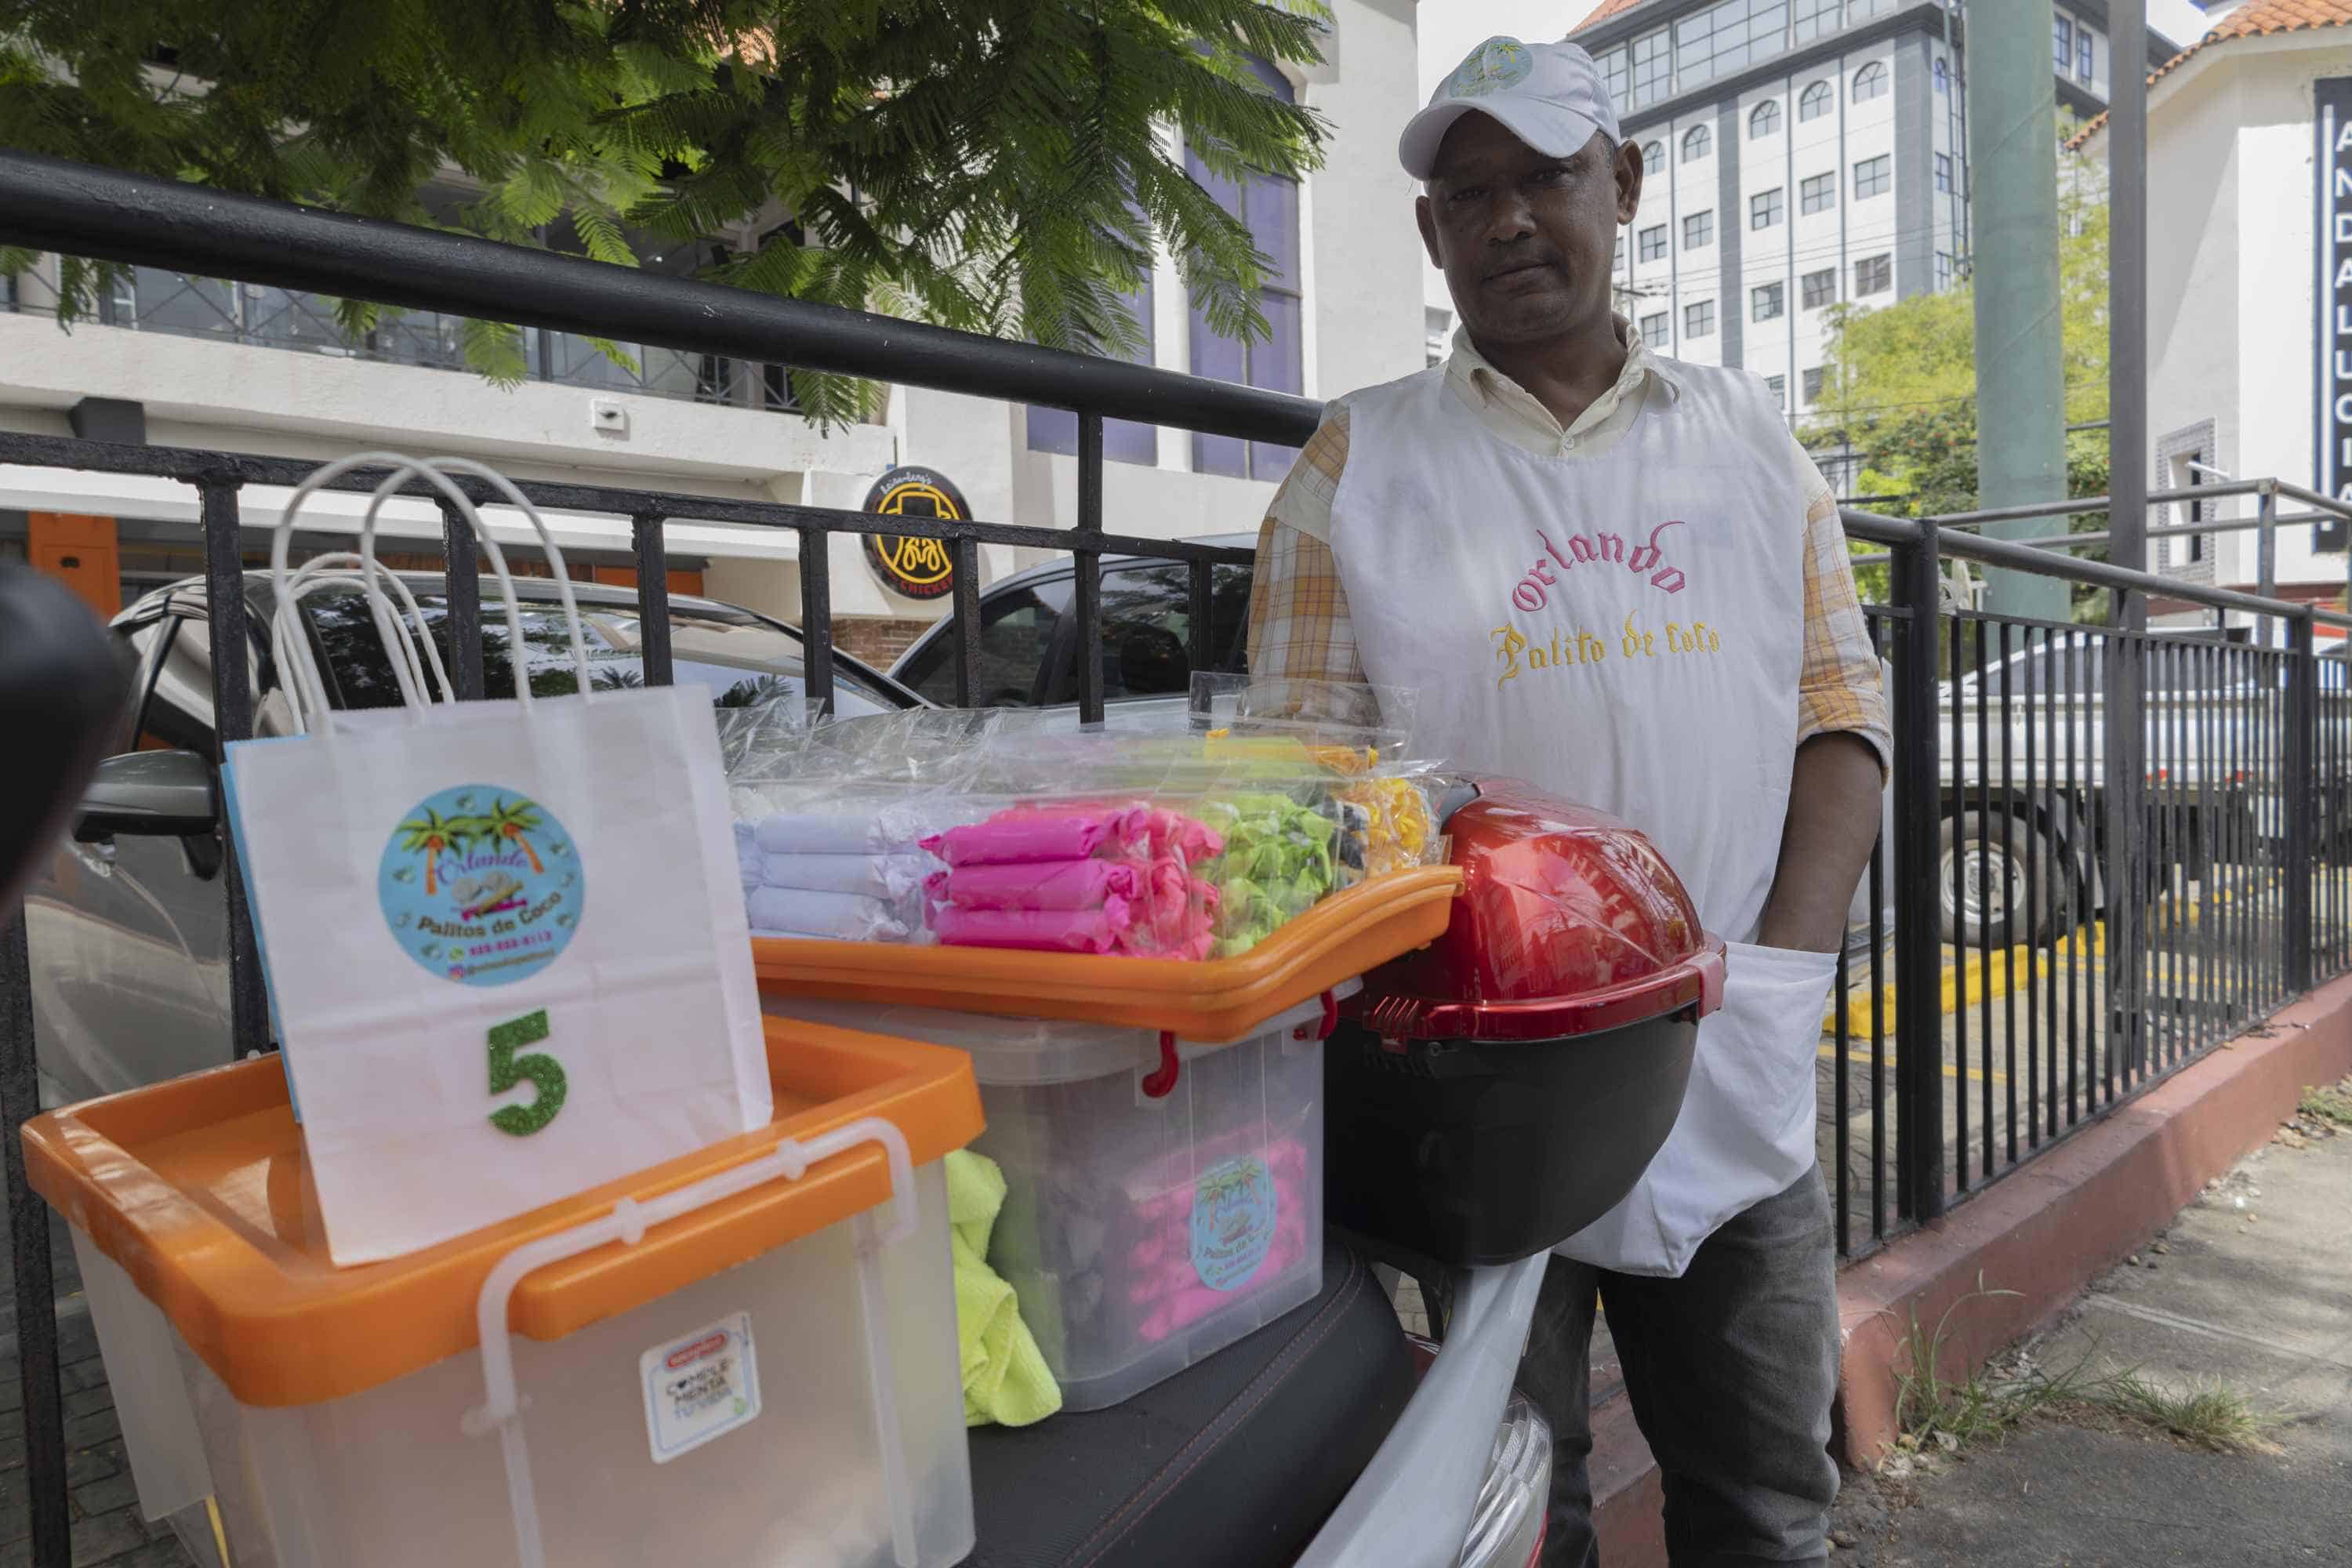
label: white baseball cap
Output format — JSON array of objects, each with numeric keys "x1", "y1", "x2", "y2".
[{"x1": 1399, "y1": 36, "x2": 1623, "y2": 181}]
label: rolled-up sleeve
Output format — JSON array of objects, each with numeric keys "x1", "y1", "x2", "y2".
[
  {"x1": 1246, "y1": 407, "x2": 1366, "y2": 686},
  {"x1": 1795, "y1": 478, "x2": 1893, "y2": 779}
]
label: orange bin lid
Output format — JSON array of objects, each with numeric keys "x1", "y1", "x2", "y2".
[
  {"x1": 20, "y1": 1016, "x2": 983, "y2": 1410},
  {"x1": 753, "y1": 866, "x2": 1465, "y2": 1044}
]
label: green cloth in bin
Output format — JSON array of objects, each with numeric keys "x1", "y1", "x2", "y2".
[
  {"x1": 947, "y1": 1149, "x2": 1062, "y2": 1428},
  {"x1": 1200, "y1": 793, "x2": 1338, "y2": 958}
]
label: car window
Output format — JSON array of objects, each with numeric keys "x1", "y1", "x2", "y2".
[
  {"x1": 1051, "y1": 562, "x2": 1250, "y2": 705},
  {"x1": 302, "y1": 592, "x2": 902, "y2": 719},
  {"x1": 901, "y1": 578, "x2": 1073, "y2": 707}
]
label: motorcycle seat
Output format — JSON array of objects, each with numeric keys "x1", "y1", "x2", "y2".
[{"x1": 964, "y1": 1236, "x2": 1414, "y2": 1568}]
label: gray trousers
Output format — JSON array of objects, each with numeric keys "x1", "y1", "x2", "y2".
[{"x1": 1433, "y1": 1169, "x2": 1840, "y2": 1567}]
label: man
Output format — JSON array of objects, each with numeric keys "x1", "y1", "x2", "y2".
[{"x1": 1246, "y1": 37, "x2": 1888, "y2": 1568}]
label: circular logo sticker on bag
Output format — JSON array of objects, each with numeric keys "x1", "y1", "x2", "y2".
[
  {"x1": 1190, "y1": 1155, "x2": 1279, "y2": 1292},
  {"x1": 378, "y1": 785, "x2": 583, "y2": 985}
]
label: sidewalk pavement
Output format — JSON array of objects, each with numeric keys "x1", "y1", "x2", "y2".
[{"x1": 1830, "y1": 1105, "x2": 2352, "y2": 1567}]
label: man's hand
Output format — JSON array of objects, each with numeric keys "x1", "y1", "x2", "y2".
[{"x1": 1754, "y1": 733, "x2": 1884, "y2": 953}]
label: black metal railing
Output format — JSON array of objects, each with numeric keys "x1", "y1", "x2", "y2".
[{"x1": 5, "y1": 149, "x2": 2352, "y2": 1566}]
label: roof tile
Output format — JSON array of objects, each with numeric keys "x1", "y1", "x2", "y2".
[{"x1": 2071, "y1": 0, "x2": 2352, "y2": 145}]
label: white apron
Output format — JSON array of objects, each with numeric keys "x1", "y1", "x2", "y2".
[{"x1": 1327, "y1": 361, "x2": 1838, "y2": 1276}]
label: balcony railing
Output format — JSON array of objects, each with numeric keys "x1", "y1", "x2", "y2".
[{"x1": 6, "y1": 263, "x2": 800, "y2": 412}]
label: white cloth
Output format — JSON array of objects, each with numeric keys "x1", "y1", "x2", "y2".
[{"x1": 1327, "y1": 358, "x2": 1836, "y2": 1276}]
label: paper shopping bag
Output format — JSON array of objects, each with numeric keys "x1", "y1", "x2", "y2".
[{"x1": 223, "y1": 453, "x2": 771, "y2": 1264}]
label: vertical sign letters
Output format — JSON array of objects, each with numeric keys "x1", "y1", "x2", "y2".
[{"x1": 2317, "y1": 77, "x2": 2352, "y2": 550}]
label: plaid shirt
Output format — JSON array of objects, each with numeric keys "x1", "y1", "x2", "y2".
[{"x1": 1246, "y1": 321, "x2": 1891, "y2": 771}]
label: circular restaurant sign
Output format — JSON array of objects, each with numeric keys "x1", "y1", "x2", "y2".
[{"x1": 862, "y1": 466, "x2": 967, "y2": 601}]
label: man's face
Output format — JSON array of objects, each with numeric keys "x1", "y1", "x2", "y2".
[{"x1": 1416, "y1": 116, "x2": 1643, "y2": 347}]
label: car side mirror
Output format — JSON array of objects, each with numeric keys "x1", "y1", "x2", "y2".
[{"x1": 74, "y1": 750, "x2": 220, "y2": 841}]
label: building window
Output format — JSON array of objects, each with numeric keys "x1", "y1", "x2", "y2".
[
  {"x1": 1801, "y1": 172, "x2": 1837, "y2": 214},
  {"x1": 1751, "y1": 187, "x2": 1785, "y2": 229},
  {"x1": 1934, "y1": 57, "x2": 1950, "y2": 95},
  {"x1": 1854, "y1": 252, "x2": 1892, "y2": 295},
  {"x1": 1027, "y1": 280, "x2": 1156, "y2": 465},
  {"x1": 2078, "y1": 30, "x2": 2094, "y2": 84},
  {"x1": 1935, "y1": 151, "x2": 1954, "y2": 193},
  {"x1": 1682, "y1": 123, "x2": 1712, "y2": 162},
  {"x1": 1639, "y1": 223, "x2": 1668, "y2": 262},
  {"x1": 1800, "y1": 80, "x2": 1834, "y2": 122},
  {"x1": 1753, "y1": 281, "x2": 1785, "y2": 322},
  {"x1": 1802, "y1": 267, "x2": 1838, "y2": 308},
  {"x1": 1802, "y1": 366, "x2": 1827, "y2": 404},
  {"x1": 1642, "y1": 141, "x2": 1665, "y2": 178},
  {"x1": 1751, "y1": 100, "x2": 1782, "y2": 139},
  {"x1": 1794, "y1": 0, "x2": 1842, "y2": 44},
  {"x1": 1853, "y1": 154, "x2": 1891, "y2": 200},
  {"x1": 1599, "y1": 42, "x2": 1630, "y2": 110},
  {"x1": 1632, "y1": 29, "x2": 1671, "y2": 107},
  {"x1": 1615, "y1": 234, "x2": 1626, "y2": 271},
  {"x1": 2055, "y1": 16, "x2": 2072, "y2": 74},
  {"x1": 1640, "y1": 309, "x2": 1670, "y2": 346},
  {"x1": 1853, "y1": 61, "x2": 1888, "y2": 103},
  {"x1": 1686, "y1": 299, "x2": 1716, "y2": 339},
  {"x1": 1935, "y1": 251, "x2": 1956, "y2": 289},
  {"x1": 1185, "y1": 57, "x2": 1300, "y2": 481},
  {"x1": 1684, "y1": 209, "x2": 1715, "y2": 249},
  {"x1": 1766, "y1": 373, "x2": 1788, "y2": 404},
  {"x1": 1675, "y1": 0, "x2": 1793, "y2": 86}
]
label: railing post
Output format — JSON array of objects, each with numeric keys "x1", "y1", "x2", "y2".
[
  {"x1": 2, "y1": 912, "x2": 71, "y2": 1568},
  {"x1": 797, "y1": 527, "x2": 834, "y2": 716},
  {"x1": 2287, "y1": 614, "x2": 2317, "y2": 993},
  {"x1": 1893, "y1": 521, "x2": 1947, "y2": 1222},
  {"x1": 630, "y1": 514, "x2": 673, "y2": 687},
  {"x1": 200, "y1": 476, "x2": 269, "y2": 1063},
  {"x1": 439, "y1": 495, "x2": 485, "y2": 701},
  {"x1": 2257, "y1": 485, "x2": 2278, "y2": 651},
  {"x1": 1074, "y1": 411, "x2": 1106, "y2": 725}
]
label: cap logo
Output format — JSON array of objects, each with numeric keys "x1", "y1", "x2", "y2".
[{"x1": 1448, "y1": 37, "x2": 1534, "y2": 100}]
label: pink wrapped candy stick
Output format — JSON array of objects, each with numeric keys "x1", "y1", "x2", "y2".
[
  {"x1": 927, "y1": 858, "x2": 1142, "y2": 911},
  {"x1": 922, "y1": 806, "x2": 1140, "y2": 867},
  {"x1": 930, "y1": 899, "x2": 1135, "y2": 953}
]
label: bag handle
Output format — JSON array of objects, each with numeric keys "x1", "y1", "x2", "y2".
[
  {"x1": 269, "y1": 554, "x2": 455, "y2": 735},
  {"x1": 462, "y1": 1117, "x2": 923, "y2": 1568},
  {"x1": 270, "y1": 453, "x2": 593, "y2": 717}
]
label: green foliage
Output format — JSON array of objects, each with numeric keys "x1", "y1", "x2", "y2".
[
  {"x1": 0, "y1": 0, "x2": 1330, "y2": 426},
  {"x1": 1808, "y1": 136, "x2": 2113, "y2": 619}
]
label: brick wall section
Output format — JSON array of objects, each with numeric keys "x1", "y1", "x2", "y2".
[{"x1": 833, "y1": 615, "x2": 936, "y2": 673}]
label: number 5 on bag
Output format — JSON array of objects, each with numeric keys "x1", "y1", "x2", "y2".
[{"x1": 222, "y1": 453, "x2": 771, "y2": 1265}]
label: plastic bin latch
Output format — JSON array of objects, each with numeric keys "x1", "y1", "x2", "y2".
[
  {"x1": 1141, "y1": 1032, "x2": 1181, "y2": 1099},
  {"x1": 463, "y1": 1116, "x2": 924, "y2": 1568}
]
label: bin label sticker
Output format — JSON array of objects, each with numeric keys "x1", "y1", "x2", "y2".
[
  {"x1": 379, "y1": 784, "x2": 583, "y2": 985},
  {"x1": 1191, "y1": 1156, "x2": 1277, "y2": 1292},
  {"x1": 641, "y1": 1311, "x2": 761, "y2": 1465}
]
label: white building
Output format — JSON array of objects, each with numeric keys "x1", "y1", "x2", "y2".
[
  {"x1": 0, "y1": 0, "x2": 1425, "y2": 667},
  {"x1": 2073, "y1": 0, "x2": 2352, "y2": 628},
  {"x1": 1420, "y1": 0, "x2": 2172, "y2": 426}
]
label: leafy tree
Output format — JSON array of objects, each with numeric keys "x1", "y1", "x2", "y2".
[
  {"x1": 1808, "y1": 136, "x2": 2113, "y2": 619},
  {"x1": 0, "y1": 0, "x2": 1329, "y2": 425}
]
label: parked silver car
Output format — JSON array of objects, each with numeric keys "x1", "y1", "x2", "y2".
[{"x1": 26, "y1": 572, "x2": 918, "y2": 1107}]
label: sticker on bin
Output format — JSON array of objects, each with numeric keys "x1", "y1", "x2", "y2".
[
  {"x1": 641, "y1": 1312, "x2": 762, "y2": 1464},
  {"x1": 1191, "y1": 1155, "x2": 1279, "y2": 1291}
]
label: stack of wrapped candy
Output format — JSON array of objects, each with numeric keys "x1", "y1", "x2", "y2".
[
  {"x1": 923, "y1": 805, "x2": 1224, "y2": 958},
  {"x1": 1196, "y1": 793, "x2": 1341, "y2": 960},
  {"x1": 735, "y1": 815, "x2": 926, "y2": 941}
]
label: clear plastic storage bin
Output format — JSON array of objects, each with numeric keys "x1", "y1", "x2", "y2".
[
  {"x1": 24, "y1": 1019, "x2": 985, "y2": 1568},
  {"x1": 769, "y1": 987, "x2": 1346, "y2": 1411}
]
